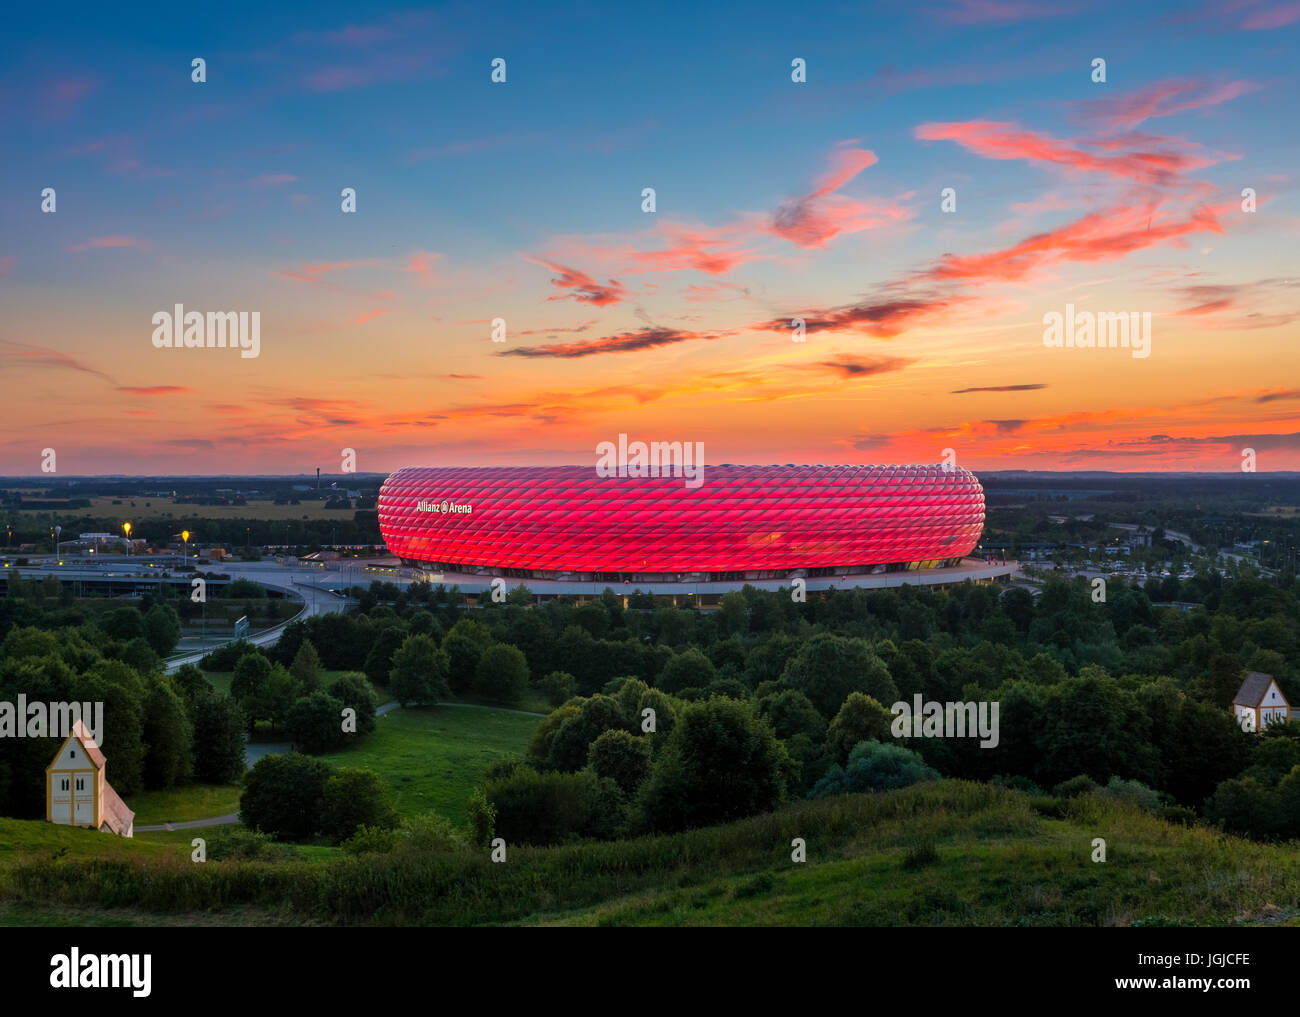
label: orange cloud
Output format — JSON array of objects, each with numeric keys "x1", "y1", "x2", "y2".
[{"x1": 526, "y1": 258, "x2": 627, "y2": 306}]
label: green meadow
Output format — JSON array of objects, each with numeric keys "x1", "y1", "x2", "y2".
[{"x1": 3, "y1": 782, "x2": 1297, "y2": 927}]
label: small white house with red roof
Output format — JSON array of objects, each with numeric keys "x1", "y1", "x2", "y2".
[
  {"x1": 1232, "y1": 672, "x2": 1290, "y2": 734},
  {"x1": 45, "y1": 719, "x2": 134, "y2": 837}
]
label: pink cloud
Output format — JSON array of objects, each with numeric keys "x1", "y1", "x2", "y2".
[
  {"x1": 767, "y1": 143, "x2": 911, "y2": 249},
  {"x1": 66, "y1": 236, "x2": 142, "y2": 252},
  {"x1": 405, "y1": 250, "x2": 442, "y2": 283},
  {"x1": 41, "y1": 77, "x2": 97, "y2": 119},
  {"x1": 252, "y1": 172, "x2": 299, "y2": 188},
  {"x1": 1241, "y1": 2, "x2": 1300, "y2": 28},
  {"x1": 276, "y1": 260, "x2": 374, "y2": 284},
  {"x1": 914, "y1": 120, "x2": 1216, "y2": 184},
  {"x1": 1072, "y1": 78, "x2": 1258, "y2": 131}
]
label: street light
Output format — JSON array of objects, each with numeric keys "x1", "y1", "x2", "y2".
[
  {"x1": 181, "y1": 530, "x2": 190, "y2": 568},
  {"x1": 54, "y1": 525, "x2": 61, "y2": 560},
  {"x1": 122, "y1": 521, "x2": 132, "y2": 556}
]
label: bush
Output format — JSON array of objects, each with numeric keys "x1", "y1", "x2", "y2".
[
  {"x1": 239, "y1": 752, "x2": 331, "y2": 841},
  {"x1": 1099, "y1": 776, "x2": 1164, "y2": 813},
  {"x1": 991, "y1": 774, "x2": 1044, "y2": 796},
  {"x1": 342, "y1": 824, "x2": 401, "y2": 856},
  {"x1": 483, "y1": 757, "x2": 530, "y2": 783},
  {"x1": 1052, "y1": 774, "x2": 1101, "y2": 798},
  {"x1": 401, "y1": 811, "x2": 469, "y2": 853},
  {"x1": 1159, "y1": 804, "x2": 1197, "y2": 827},
  {"x1": 587, "y1": 729, "x2": 653, "y2": 795},
  {"x1": 807, "y1": 741, "x2": 939, "y2": 799},
  {"x1": 202, "y1": 826, "x2": 299, "y2": 862},
  {"x1": 467, "y1": 788, "x2": 495, "y2": 849},
  {"x1": 321, "y1": 768, "x2": 399, "y2": 843},
  {"x1": 484, "y1": 768, "x2": 623, "y2": 845}
]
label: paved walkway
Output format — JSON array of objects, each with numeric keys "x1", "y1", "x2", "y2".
[{"x1": 137, "y1": 812, "x2": 239, "y2": 832}]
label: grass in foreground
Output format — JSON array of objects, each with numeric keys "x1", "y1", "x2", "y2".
[{"x1": 3, "y1": 782, "x2": 1298, "y2": 927}]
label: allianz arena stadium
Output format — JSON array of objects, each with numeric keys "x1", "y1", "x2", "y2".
[{"x1": 377, "y1": 464, "x2": 986, "y2": 583}]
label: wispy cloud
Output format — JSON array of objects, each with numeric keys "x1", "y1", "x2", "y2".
[{"x1": 498, "y1": 326, "x2": 727, "y2": 358}]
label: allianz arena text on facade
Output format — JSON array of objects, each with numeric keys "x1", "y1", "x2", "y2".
[{"x1": 377, "y1": 464, "x2": 986, "y2": 583}]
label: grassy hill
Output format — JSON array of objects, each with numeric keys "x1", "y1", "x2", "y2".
[
  {"x1": 3, "y1": 781, "x2": 1298, "y2": 927},
  {"x1": 315, "y1": 704, "x2": 542, "y2": 826}
]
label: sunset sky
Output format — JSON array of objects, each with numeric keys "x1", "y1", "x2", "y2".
[{"x1": 2, "y1": 0, "x2": 1298, "y2": 475}]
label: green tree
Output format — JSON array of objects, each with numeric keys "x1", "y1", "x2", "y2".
[
  {"x1": 537, "y1": 670, "x2": 577, "y2": 707},
  {"x1": 73, "y1": 674, "x2": 146, "y2": 797},
  {"x1": 781, "y1": 633, "x2": 898, "y2": 718},
  {"x1": 547, "y1": 696, "x2": 626, "y2": 772},
  {"x1": 190, "y1": 691, "x2": 246, "y2": 784},
  {"x1": 656, "y1": 646, "x2": 716, "y2": 695},
  {"x1": 171, "y1": 662, "x2": 213, "y2": 704},
  {"x1": 363, "y1": 626, "x2": 408, "y2": 688},
  {"x1": 142, "y1": 604, "x2": 182, "y2": 656},
  {"x1": 141, "y1": 678, "x2": 194, "y2": 789},
  {"x1": 473, "y1": 643, "x2": 529, "y2": 704},
  {"x1": 441, "y1": 618, "x2": 494, "y2": 695},
  {"x1": 826, "y1": 692, "x2": 894, "y2": 764},
  {"x1": 231, "y1": 652, "x2": 272, "y2": 711},
  {"x1": 289, "y1": 639, "x2": 323, "y2": 693},
  {"x1": 636, "y1": 697, "x2": 789, "y2": 833},
  {"x1": 240, "y1": 752, "x2": 331, "y2": 841},
  {"x1": 285, "y1": 691, "x2": 348, "y2": 754},
  {"x1": 251, "y1": 665, "x2": 302, "y2": 731},
  {"x1": 389, "y1": 634, "x2": 451, "y2": 706},
  {"x1": 328, "y1": 672, "x2": 377, "y2": 736}
]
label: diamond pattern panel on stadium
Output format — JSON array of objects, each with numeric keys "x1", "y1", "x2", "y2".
[{"x1": 377, "y1": 464, "x2": 985, "y2": 573}]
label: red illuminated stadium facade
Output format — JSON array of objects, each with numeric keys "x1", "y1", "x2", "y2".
[{"x1": 377, "y1": 464, "x2": 985, "y2": 583}]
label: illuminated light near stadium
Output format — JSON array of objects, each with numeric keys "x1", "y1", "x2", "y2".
[{"x1": 378, "y1": 464, "x2": 985, "y2": 581}]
